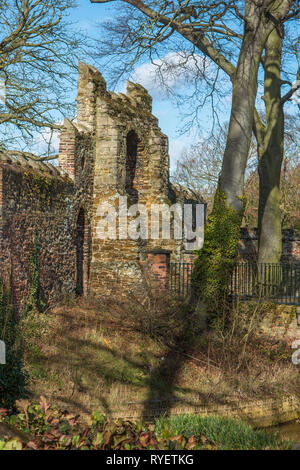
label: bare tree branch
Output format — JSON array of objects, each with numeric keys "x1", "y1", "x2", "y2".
[
  {"x1": 281, "y1": 66, "x2": 300, "y2": 103},
  {"x1": 0, "y1": 0, "x2": 90, "y2": 156}
]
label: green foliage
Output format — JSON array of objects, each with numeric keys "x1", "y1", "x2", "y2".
[
  {"x1": 0, "y1": 277, "x2": 27, "y2": 410},
  {"x1": 0, "y1": 399, "x2": 290, "y2": 450},
  {"x1": 192, "y1": 189, "x2": 244, "y2": 315},
  {"x1": 0, "y1": 437, "x2": 23, "y2": 450},
  {"x1": 23, "y1": 171, "x2": 57, "y2": 208},
  {"x1": 155, "y1": 414, "x2": 292, "y2": 450},
  {"x1": 17, "y1": 309, "x2": 50, "y2": 361},
  {"x1": 0, "y1": 349, "x2": 27, "y2": 411},
  {"x1": 0, "y1": 399, "x2": 198, "y2": 450},
  {"x1": 0, "y1": 235, "x2": 45, "y2": 409},
  {"x1": 0, "y1": 276, "x2": 14, "y2": 347},
  {"x1": 24, "y1": 235, "x2": 44, "y2": 315}
]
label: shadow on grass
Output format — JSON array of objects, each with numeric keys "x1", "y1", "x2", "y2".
[
  {"x1": 21, "y1": 293, "x2": 235, "y2": 421},
  {"x1": 19, "y1": 291, "x2": 298, "y2": 421},
  {"x1": 0, "y1": 349, "x2": 27, "y2": 411},
  {"x1": 0, "y1": 276, "x2": 27, "y2": 411}
]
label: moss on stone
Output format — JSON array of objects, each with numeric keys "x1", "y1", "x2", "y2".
[{"x1": 22, "y1": 170, "x2": 65, "y2": 207}]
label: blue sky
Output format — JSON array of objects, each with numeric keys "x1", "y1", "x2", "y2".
[
  {"x1": 2, "y1": 1, "x2": 299, "y2": 165},
  {"x1": 45, "y1": 1, "x2": 299, "y2": 166},
  {"x1": 65, "y1": 0, "x2": 230, "y2": 167}
]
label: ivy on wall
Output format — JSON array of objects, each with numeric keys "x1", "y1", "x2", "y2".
[
  {"x1": 24, "y1": 234, "x2": 44, "y2": 315},
  {"x1": 0, "y1": 274, "x2": 27, "y2": 410},
  {"x1": 23, "y1": 171, "x2": 58, "y2": 208},
  {"x1": 0, "y1": 234, "x2": 45, "y2": 409},
  {"x1": 191, "y1": 189, "x2": 245, "y2": 316},
  {"x1": 0, "y1": 273, "x2": 14, "y2": 348}
]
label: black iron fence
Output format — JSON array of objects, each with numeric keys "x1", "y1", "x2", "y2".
[
  {"x1": 170, "y1": 261, "x2": 300, "y2": 305},
  {"x1": 230, "y1": 262, "x2": 300, "y2": 305},
  {"x1": 169, "y1": 262, "x2": 193, "y2": 298}
]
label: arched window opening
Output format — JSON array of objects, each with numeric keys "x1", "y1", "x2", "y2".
[
  {"x1": 81, "y1": 154, "x2": 85, "y2": 170},
  {"x1": 76, "y1": 208, "x2": 85, "y2": 295},
  {"x1": 126, "y1": 130, "x2": 138, "y2": 195}
]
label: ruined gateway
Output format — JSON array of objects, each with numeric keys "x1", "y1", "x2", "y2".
[
  {"x1": 1, "y1": 62, "x2": 299, "y2": 313},
  {"x1": 0, "y1": 62, "x2": 201, "y2": 312}
]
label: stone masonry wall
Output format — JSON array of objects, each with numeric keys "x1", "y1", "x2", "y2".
[
  {"x1": 182, "y1": 228, "x2": 300, "y2": 265},
  {"x1": 0, "y1": 159, "x2": 75, "y2": 313},
  {"x1": 238, "y1": 228, "x2": 300, "y2": 262},
  {"x1": 0, "y1": 106, "x2": 95, "y2": 312},
  {"x1": 0, "y1": 62, "x2": 206, "y2": 309},
  {"x1": 2, "y1": 62, "x2": 298, "y2": 309},
  {"x1": 58, "y1": 119, "x2": 95, "y2": 295},
  {"x1": 73, "y1": 63, "x2": 195, "y2": 298}
]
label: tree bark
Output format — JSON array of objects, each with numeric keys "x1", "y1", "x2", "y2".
[
  {"x1": 192, "y1": 4, "x2": 276, "y2": 318},
  {"x1": 220, "y1": 29, "x2": 265, "y2": 213},
  {"x1": 90, "y1": 0, "x2": 294, "y2": 314},
  {"x1": 254, "y1": 29, "x2": 284, "y2": 264}
]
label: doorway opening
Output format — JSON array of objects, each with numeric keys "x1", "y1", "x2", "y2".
[
  {"x1": 76, "y1": 208, "x2": 85, "y2": 295},
  {"x1": 126, "y1": 130, "x2": 138, "y2": 199}
]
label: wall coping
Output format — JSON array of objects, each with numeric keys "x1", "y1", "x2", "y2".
[
  {"x1": 146, "y1": 249, "x2": 172, "y2": 255},
  {"x1": 104, "y1": 395, "x2": 300, "y2": 428},
  {"x1": 0, "y1": 152, "x2": 68, "y2": 180},
  {"x1": 240, "y1": 228, "x2": 300, "y2": 241}
]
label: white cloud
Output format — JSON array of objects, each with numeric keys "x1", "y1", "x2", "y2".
[
  {"x1": 0, "y1": 78, "x2": 6, "y2": 105},
  {"x1": 31, "y1": 126, "x2": 60, "y2": 161},
  {"x1": 131, "y1": 52, "x2": 210, "y2": 97},
  {"x1": 169, "y1": 131, "x2": 198, "y2": 169}
]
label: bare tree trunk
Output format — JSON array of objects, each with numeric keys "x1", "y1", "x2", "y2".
[
  {"x1": 220, "y1": 34, "x2": 263, "y2": 213},
  {"x1": 257, "y1": 143, "x2": 283, "y2": 265},
  {"x1": 192, "y1": 3, "x2": 275, "y2": 318},
  {"x1": 254, "y1": 29, "x2": 284, "y2": 265},
  {"x1": 90, "y1": 0, "x2": 294, "y2": 316}
]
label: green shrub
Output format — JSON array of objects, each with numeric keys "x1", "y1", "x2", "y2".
[
  {"x1": 24, "y1": 235, "x2": 45, "y2": 315},
  {"x1": 155, "y1": 414, "x2": 291, "y2": 450},
  {"x1": 191, "y1": 189, "x2": 243, "y2": 317},
  {"x1": 0, "y1": 236, "x2": 45, "y2": 410},
  {"x1": 0, "y1": 399, "x2": 291, "y2": 450},
  {"x1": 0, "y1": 349, "x2": 27, "y2": 410},
  {"x1": 0, "y1": 277, "x2": 15, "y2": 347},
  {"x1": 0, "y1": 277, "x2": 27, "y2": 410}
]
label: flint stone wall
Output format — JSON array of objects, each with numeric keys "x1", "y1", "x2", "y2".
[
  {"x1": 238, "y1": 228, "x2": 300, "y2": 262},
  {"x1": 0, "y1": 62, "x2": 201, "y2": 310}
]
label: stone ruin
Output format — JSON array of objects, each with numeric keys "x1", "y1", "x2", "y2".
[
  {"x1": 0, "y1": 62, "x2": 299, "y2": 313},
  {"x1": 0, "y1": 62, "x2": 202, "y2": 312}
]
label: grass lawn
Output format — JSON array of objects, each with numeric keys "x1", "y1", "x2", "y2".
[
  {"x1": 17, "y1": 295, "x2": 299, "y2": 423},
  {"x1": 154, "y1": 414, "x2": 293, "y2": 450}
]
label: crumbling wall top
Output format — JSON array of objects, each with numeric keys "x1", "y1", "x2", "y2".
[
  {"x1": 126, "y1": 81, "x2": 152, "y2": 112},
  {"x1": 0, "y1": 151, "x2": 67, "y2": 179},
  {"x1": 78, "y1": 61, "x2": 106, "y2": 96},
  {"x1": 77, "y1": 62, "x2": 154, "y2": 124},
  {"x1": 76, "y1": 62, "x2": 106, "y2": 130}
]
